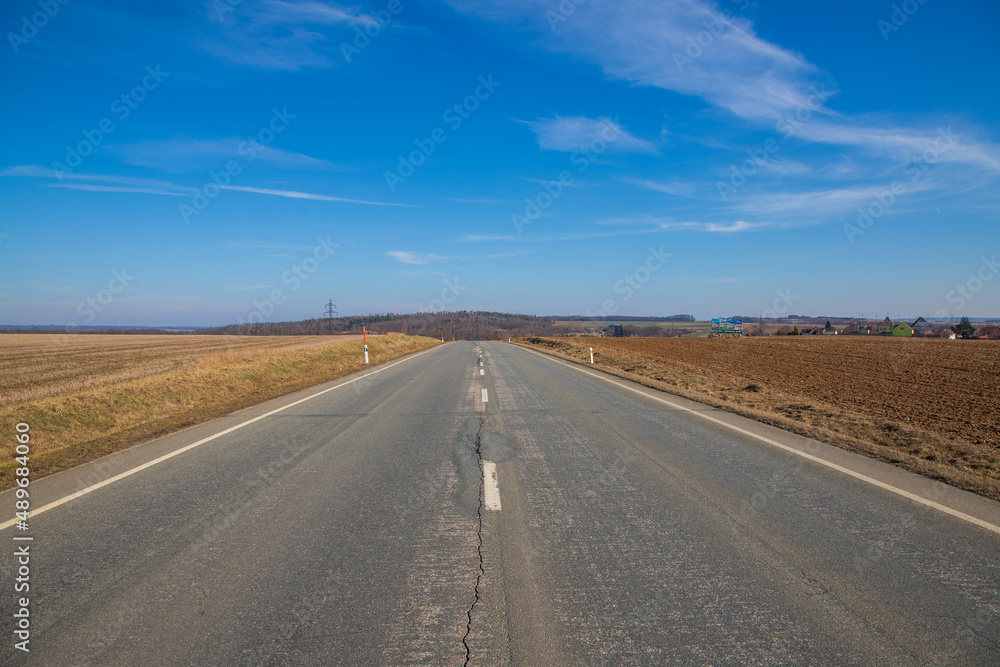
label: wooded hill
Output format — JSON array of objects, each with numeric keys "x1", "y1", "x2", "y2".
[{"x1": 198, "y1": 311, "x2": 558, "y2": 340}]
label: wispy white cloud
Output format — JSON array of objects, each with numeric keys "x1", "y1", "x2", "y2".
[
  {"x1": 525, "y1": 116, "x2": 657, "y2": 154},
  {"x1": 400, "y1": 269, "x2": 449, "y2": 277},
  {"x1": 226, "y1": 240, "x2": 322, "y2": 250},
  {"x1": 730, "y1": 183, "x2": 936, "y2": 219},
  {"x1": 2, "y1": 166, "x2": 188, "y2": 196},
  {"x1": 114, "y1": 137, "x2": 340, "y2": 173},
  {"x1": 440, "y1": 197, "x2": 519, "y2": 204},
  {"x1": 1, "y1": 165, "x2": 398, "y2": 208},
  {"x1": 447, "y1": 0, "x2": 825, "y2": 124},
  {"x1": 220, "y1": 185, "x2": 413, "y2": 206},
  {"x1": 596, "y1": 213, "x2": 766, "y2": 233},
  {"x1": 386, "y1": 248, "x2": 531, "y2": 263},
  {"x1": 386, "y1": 250, "x2": 456, "y2": 265},
  {"x1": 701, "y1": 220, "x2": 756, "y2": 233},
  {"x1": 487, "y1": 250, "x2": 534, "y2": 259},
  {"x1": 47, "y1": 183, "x2": 187, "y2": 196},
  {"x1": 457, "y1": 233, "x2": 520, "y2": 243},
  {"x1": 251, "y1": 1, "x2": 374, "y2": 26},
  {"x1": 204, "y1": 0, "x2": 373, "y2": 70},
  {"x1": 794, "y1": 119, "x2": 1000, "y2": 173},
  {"x1": 458, "y1": 225, "x2": 674, "y2": 243},
  {"x1": 622, "y1": 178, "x2": 698, "y2": 198},
  {"x1": 448, "y1": 0, "x2": 1000, "y2": 179}
]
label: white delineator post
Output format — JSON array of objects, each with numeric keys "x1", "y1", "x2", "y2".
[
  {"x1": 363, "y1": 325, "x2": 369, "y2": 364},
  {"x1": 590, "y1": 347, "x2": 594, "y2": 364}
]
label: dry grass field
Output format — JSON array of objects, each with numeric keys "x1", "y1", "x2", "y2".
[
  {"x1": 517, "y1": 336, "x2": 1000, "y2": 500},
  {"x1": 0, "y1": 333, "x2": 440, "y2": 488}
]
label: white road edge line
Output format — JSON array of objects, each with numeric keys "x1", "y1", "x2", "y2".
[
  {"x1": 0, "y1": 346, "x2": 441, "y2": 532},
  {"x1": 483, "y1": 460, "x2": 501, "y2": 511},
  {"x1": 482, "y1": 388, "x2": 488, "y2": 403},
  {"x1": 518, "y1": 345, "x2": 1000, "y2": 536}
]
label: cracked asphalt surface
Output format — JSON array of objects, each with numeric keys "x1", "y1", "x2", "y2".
[{"x1": 1, "y1": 341, "x2": 998, "y2": 665}]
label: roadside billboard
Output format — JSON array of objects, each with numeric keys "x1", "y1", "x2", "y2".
[{"x1": 711, "y1": 318, "x2": 743, "y2": 334}]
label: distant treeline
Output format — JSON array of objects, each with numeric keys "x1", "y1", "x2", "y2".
[
  {"x1": 198, "y1": 311, "x2": 559, "y2": 340},
  {"x1": 559, "y1": 314, "x2": 695, "y2": 322},
  {"x1": 0, "y1": 326, "x2": 191, "y2": 334}
]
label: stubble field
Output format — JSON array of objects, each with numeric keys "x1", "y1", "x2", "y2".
[
  {"x1": 518, "y1": 336, "x2": 1000, "y2": 500},
  {"x1": 0, "y1": 333, "x2": 440, "y2": 488}
]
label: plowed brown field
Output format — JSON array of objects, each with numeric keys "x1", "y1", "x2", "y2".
[{"x1": 518, "y1": 336, "x2": 1000, "y2": 499}]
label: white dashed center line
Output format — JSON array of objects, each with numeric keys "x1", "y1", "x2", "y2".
[
  {"x1": 483, "y1": 461, "x2": 501, "y2": 511},
  {"x1": 481, "y1": 388, "x2": 488, "y2": 402}
]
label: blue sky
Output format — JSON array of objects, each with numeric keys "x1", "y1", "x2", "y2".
[{"x1": 1, "y1": 0, "x2": 999, "y2": 327}]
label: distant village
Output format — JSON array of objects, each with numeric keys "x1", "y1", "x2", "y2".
[
  {"x1": 597, "y1": 316, "x2": 998, "y2": 339},
  {"x1": 782, "y1": 316, "x2": 994, "y2": 339}
]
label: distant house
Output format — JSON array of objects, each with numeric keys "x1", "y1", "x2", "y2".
[
  {"x1": 910, "y1": 317, "x2": 934, "y2": 336},
  {"x1": 892, "y1": 322, "x2": 914, "y2": 337},
  {"x1": 876, "y1": 316, "x2": 894, "y2": 334}
]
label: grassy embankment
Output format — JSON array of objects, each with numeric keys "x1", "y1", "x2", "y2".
[{"x1": 0, "y1": 333, "x2": 440, "y2": 488}]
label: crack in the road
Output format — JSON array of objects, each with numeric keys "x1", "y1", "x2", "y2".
[{"x1": 461, "y1": 414, "x2": 486, "y2": 666}]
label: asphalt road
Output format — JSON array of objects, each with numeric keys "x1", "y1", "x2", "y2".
[{"x1": 2, "y1": 341, "x2": 998, "y2": 665}]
